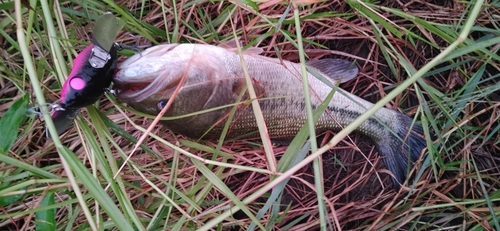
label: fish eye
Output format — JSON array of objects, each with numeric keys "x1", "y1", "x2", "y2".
[{"x1": 157, "y1": 100, "x2": 167, "y2": 110}]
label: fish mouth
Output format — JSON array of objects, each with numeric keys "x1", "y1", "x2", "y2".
[
  {"x1": 113, "y1": 71, "x2": 183, "y2": 102},
  {"x1": 113, "y1": 82, "x2": 152, "y2": 99}
]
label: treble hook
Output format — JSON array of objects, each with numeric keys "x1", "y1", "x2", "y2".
[
  {"x1": 116, "y1": 34, "x2": 143, "y2": 56},
  {"x1": 27, "y1": 102, "x2": 65, "y2": 117}
]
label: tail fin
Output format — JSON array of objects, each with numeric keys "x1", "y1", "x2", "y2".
[{"x1": 376, "y1": 113, "x2": 428, "y2": 187}]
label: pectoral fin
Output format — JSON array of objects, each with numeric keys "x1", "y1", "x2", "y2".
[
  {"x1": 306, "y1": 59, "x2": 359, "y2": 83},
  {"x1": 232, "y1": 77, "x2": 266, "y2": 100}
]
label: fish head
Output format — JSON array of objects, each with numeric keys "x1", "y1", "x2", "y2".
[
  {"x1": 112, "y1": 44, "x2": 227, "y2": 115},
  {"x1": 113, "y1": 44, "x2": 245, "y2": 138},
  {"x1": 112, "y1": 45, "x2": 186, "y2": 114}
]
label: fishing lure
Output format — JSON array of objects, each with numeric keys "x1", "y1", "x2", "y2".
[{"x1": 46, "y1": 13, "x2": 123, "y2": 137}]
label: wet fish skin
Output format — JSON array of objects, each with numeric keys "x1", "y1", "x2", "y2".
[{"x1": 113, "y1": 43, "x2": 428, "y2": 187}]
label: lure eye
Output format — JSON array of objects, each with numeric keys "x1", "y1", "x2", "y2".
[
  {"x1": 157, "y1": 100, "x2": 167, "y2": 110},
  {"x1": 69, "y1": 76, "x2": 86, "y2": 90}
]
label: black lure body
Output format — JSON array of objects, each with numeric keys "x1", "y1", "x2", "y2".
[
  {"x1": 47, "y1": 13, "x2": 122, "y2": 137},
  {"x1": 58, "y1": 44, "x2": 117, "y2": 110}
]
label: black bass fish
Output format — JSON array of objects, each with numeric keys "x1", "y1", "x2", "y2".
[
  {"x1": 47, "y1": 13, "x2": 122, "y2": 137},
  {"x1": 113, "y1": 42, "x2": 428, "y2": 187}
]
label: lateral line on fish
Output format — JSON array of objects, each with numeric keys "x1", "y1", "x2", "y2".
[
  {"x1": 309, "y1": 67, "x2": 410, "y2": 144},
  {"x1": 198, "y1": 83, "x2": 250, "y2": 141},
  {"x1": 224, "y1": 86, "x2": 268, "y2": 138},
  {"x1": 115, "y1": 94, "x2": 290, "y2": 121}
]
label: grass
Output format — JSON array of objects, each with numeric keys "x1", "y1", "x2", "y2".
[{"x1": 1, "y1": 0, "x2": 500, "y2": 230}]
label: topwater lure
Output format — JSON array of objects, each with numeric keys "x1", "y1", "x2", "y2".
[{"x1": 46, "y1": 13, "x2": 123, "y2": 137}]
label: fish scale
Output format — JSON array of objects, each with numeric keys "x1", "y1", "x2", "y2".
[
  {"x1": 113, "y1": 43, "x2": 428, "y2": 188},
  {"x1": 208, "y1": 52, "x2": 392, "y2": 139}
]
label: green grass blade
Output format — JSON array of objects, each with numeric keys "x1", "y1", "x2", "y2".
[
  {"x1": 192, "y1": 159, "x2": 266, "y2": 231},
  {"x1": 61, "y1": 146, "x2": 136, "y2": 230},
  {"x1": 0, "y1": 93, "x2": 28, "y2": 154},
  {"x1": 0, "y1": 185, "x2": 25, "y2": 206},
  {"x1": 35, "y1": 192, "x2": 56, "y2": 231}
]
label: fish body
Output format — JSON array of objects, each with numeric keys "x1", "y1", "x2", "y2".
[
  {"x1": 113, "y1": 43, "x2": 427, "y2": 187},
  {"x1": 48, "y1": 13, "x2": 122, "y2": 137}
]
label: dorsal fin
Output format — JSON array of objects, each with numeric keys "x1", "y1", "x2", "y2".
[
  {"x1": 218, "y1": 39, "x2": 241, "y2": 49},
  {"x1": 218, "y1": 39, "x2": 264, "y2": 55},
  {"x1": 306, "y1": 58, "x2": 358, "y2": 83}
]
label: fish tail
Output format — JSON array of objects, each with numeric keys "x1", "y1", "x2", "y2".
[{"x1": 375, "y1": 113, "x2": 428, "y2": 187}]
